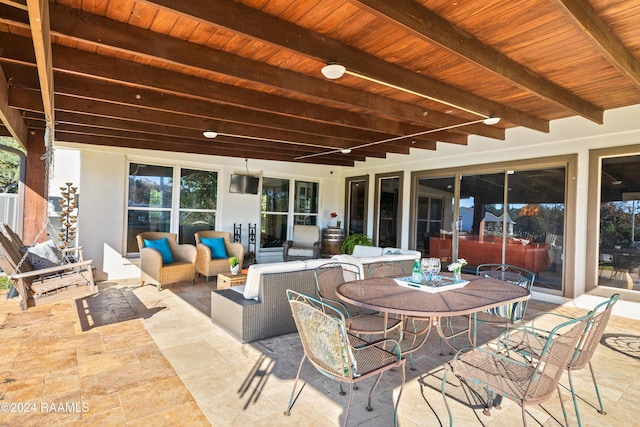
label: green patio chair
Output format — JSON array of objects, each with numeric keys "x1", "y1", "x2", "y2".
[
  {"x1": 442, "y1": 307, "x2": 594, "y2": 426},
  {"x1": 284, "y1": 290, "x2": 405, "y2": 427},
  {"x1": 498, "y1": 294, "x2": 620, "y2": 427}
]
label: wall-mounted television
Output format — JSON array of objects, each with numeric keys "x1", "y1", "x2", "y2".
[{"x1": 229, "y1": 174, "x2": 260, "y2": 194}]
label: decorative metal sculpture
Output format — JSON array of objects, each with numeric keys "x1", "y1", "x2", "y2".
[{"x1": 58, "y1": 182, "x2": 78, "y2": 250}]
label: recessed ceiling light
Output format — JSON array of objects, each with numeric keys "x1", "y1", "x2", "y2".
[
  {"x1": 321, "y1": 63, "x2": 346, "y2": 79},
  {"x1": 482, "y1": 116, "x2": 501, "y2": 125},
  {"x1": 203, "y1": 130, "x2": 218, "y2": 138}
]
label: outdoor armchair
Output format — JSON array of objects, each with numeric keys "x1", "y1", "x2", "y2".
[
  {"x1": 136, "y1": 232, "x2": 197, "y2": 290},
  {"x1": 195, "y1": 230, "x2": 244, "y2": 280},
  {"x1": 282, "y1": 225, "x2": 321, "y2": 262},
  {"x1": 284, "y1": 290, "x2": 405, "y2": 427}
]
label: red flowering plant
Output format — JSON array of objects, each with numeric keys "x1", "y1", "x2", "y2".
[{"x1": 330, "y1": 212, "x2": 341, "y2": 228}]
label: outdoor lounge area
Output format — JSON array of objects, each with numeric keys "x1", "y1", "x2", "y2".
[
  {"x1": 3, "y1": 1, "x2": 640, "y2": 425},
  {"x1": 1, "y1": 276, "x2": 638, "y2": 426}
]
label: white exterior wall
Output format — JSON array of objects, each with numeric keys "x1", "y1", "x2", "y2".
[
  {"x1": 52, "y1": 144, "x2": 343, "y2": 280},
  {"x1": 52, "y1": 104, "x2": 640, "y2": 317}
]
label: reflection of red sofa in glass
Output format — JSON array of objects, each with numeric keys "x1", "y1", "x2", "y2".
[{"x1": 429, "y1": 237, "x2": 550, "y2": 274}]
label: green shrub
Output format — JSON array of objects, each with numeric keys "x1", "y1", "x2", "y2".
[{"x1": 0, "y1": 275, "x2": 11, "y2": 290}]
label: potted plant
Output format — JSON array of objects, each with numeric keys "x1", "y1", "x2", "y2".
[
  {"x1": 229, "y1": 256, "x2": 240, "y2": 275},
  {"x1": 341, "y1": 233, "x2": 373, "y2": 255}
]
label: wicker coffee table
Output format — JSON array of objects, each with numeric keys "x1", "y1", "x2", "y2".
[{"x1": 217, "y1": 273, "x2": 248, "y2": 290}]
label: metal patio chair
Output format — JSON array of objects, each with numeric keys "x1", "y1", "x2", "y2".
[
  {"x1": 366, "y1": 261, "x2": 406, "y2": 278},
  {"x1": 314, "y1": 262, "x2": 402, "y2": 337},
  {"x1": 442, "y1": 308, "x2": 594, "y2": 427},
  {"x1": 498, "y1": 294, "x2": 620, "y2": 427},
  {"x1": 284, "y1": 290, "x2": 405, "y2": 427}
]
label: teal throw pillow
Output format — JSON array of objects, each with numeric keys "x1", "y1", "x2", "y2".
[
  {"x1": 144, "y1": 237, "x2": 174, "y2": 264},
  {"x1": 201, "y1": 237, "x2": 228, "y2": 259}
]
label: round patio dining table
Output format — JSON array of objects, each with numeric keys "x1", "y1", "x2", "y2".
[{"x1": 336, "y1": 273, "x2": 531, "y2": 352}]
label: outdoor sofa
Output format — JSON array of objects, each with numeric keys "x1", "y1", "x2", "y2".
[{"x1": 210, "y1": 247, "x2": 420, "y2": 343}]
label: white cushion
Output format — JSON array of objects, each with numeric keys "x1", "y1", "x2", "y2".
[
  {"x1": 331, "y1": 254, "x2": 364, "y2": 279},
  {"x1": 287, "y1": 247, "x2": 315, "y2": 257},
  {"x1": 291, "y1": 225, "x2": 320, "y2": 247},
  {"x1": 351, "y1": 245, "x2": 383, "y2": 257},
  {"x1": 242, "y1": 260, "x2": 306, "y2": 300}
]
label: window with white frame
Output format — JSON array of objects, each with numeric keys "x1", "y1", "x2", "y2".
[
  {"x1": 126, "y1": 162, "x2": 217, "y2": 253},
  {"x1": 260, "y1": 177, "x2": 318, "y2": 249}
]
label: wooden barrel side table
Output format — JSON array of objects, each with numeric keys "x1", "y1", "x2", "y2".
[{"x1": 322, "y1": 228, "x2": 345, "y2": 256}]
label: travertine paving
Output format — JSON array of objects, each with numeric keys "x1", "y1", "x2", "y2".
[{"x1": 1, "y1": 277, "x2": 638, "y2": 426}]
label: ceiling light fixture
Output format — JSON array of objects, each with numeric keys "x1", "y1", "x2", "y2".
[
  {"x1": 321, "y1": 63, "x2": 347, "y2": 80},
  {"x1": 482, "y1": 116, "x2": 501, "y2": 125},
  {"x1": 203, "y1": 130, "x2": 218, "y2": 138},
  {"x1": 341, "y1": 148, "x2": 352, "y2": 154}
]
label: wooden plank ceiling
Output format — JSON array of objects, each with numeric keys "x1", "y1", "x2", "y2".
[{"x1": 1, "y1": 0, "x2": 640, "y2": 166}]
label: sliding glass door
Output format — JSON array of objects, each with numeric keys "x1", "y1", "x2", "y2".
[{"x1": 412, "y1": 164, "x2": 567, "y2": 292}]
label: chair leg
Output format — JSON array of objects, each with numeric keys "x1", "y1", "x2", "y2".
[
  {"x1": 557, "y1": 384, "x2": 570, "y2": 427},
  {"x1": 393, "y1": 362, "x2": 405, "y2": 427},
  {"x1": 567, "y1": 369, "x2": 582, "y2": 427},
  {"x1": 483, "y1": 387, "x2": 495, "y2": 416},
  {"x1": 588, "y1": 362, "x2": 606, "y2": 415},
  {"x1": 343, "y1": 382, "x2": 355, "y2": 427},
  {"x1": 366, "y1": 373, "x2": 383, "y2": 411},
  {"x1": 284, "y1": 356, "x2": 306, "y2": 416},
  {"x1": 440, "y1": 370, "x2": 454, "y2": 427}
]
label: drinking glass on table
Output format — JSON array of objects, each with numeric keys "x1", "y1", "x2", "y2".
[{"x1": 421, "y1": 257, "x2": 441, "y2": 281}]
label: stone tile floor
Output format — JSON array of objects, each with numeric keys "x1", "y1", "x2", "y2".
[{"x1": 0, "y1": 277, "x2": 639, "y2": 426}]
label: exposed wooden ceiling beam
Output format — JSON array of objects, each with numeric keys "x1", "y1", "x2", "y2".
[
  {"x1": 8, "y1": 85, "x2": 408, "y2": 158},
  {"x1": 55, "y1": 132, "x2": 357, "y2": 166},
  {"x1": 0, "y1": 2, "x2": 507, "y2": 140},
  {"x1": 550, "y1": 0, "x2": 640, "y2": 89},
  {"x1": 142, "y1": 0, "x2": 548, "y2": 131},
  {"x1": 25, "y1": 0, "x2": 54, "y2": 132},
  {"x1": 56, "y1": 123, "x2": 370, "y2": 161},
  {"x1": 0, "y1": 0, "x2": 26, "y2": 11},
  {"x1": 0, "y1": 65, "x2": 28, "y2": 148},
  {"x1": 351, "y1": 0, "x2": 604, "y2": 124},
  {"x1": 0, "y1": 33, "x2": 452, "y2": 146}
]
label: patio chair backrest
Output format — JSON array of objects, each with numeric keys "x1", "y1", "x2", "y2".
[
  {"x1": 570, "y1": 294, "x2": 619, "y2": 371},
  {"x1": 287, "y1": 289, "x2": 354, "y2": 379},
  {"x1": 367, "y1": 261, "x2": 405, "y2": 278},
  {"x1": 476, "y1": 263, "x2": 535, "y2": 322},
  {"x1": 314, "y1": 262, "x2": 360, "y2": 303},
  {"x1": 524, "y1": 311, "x2": 592, "y2": 403}
]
